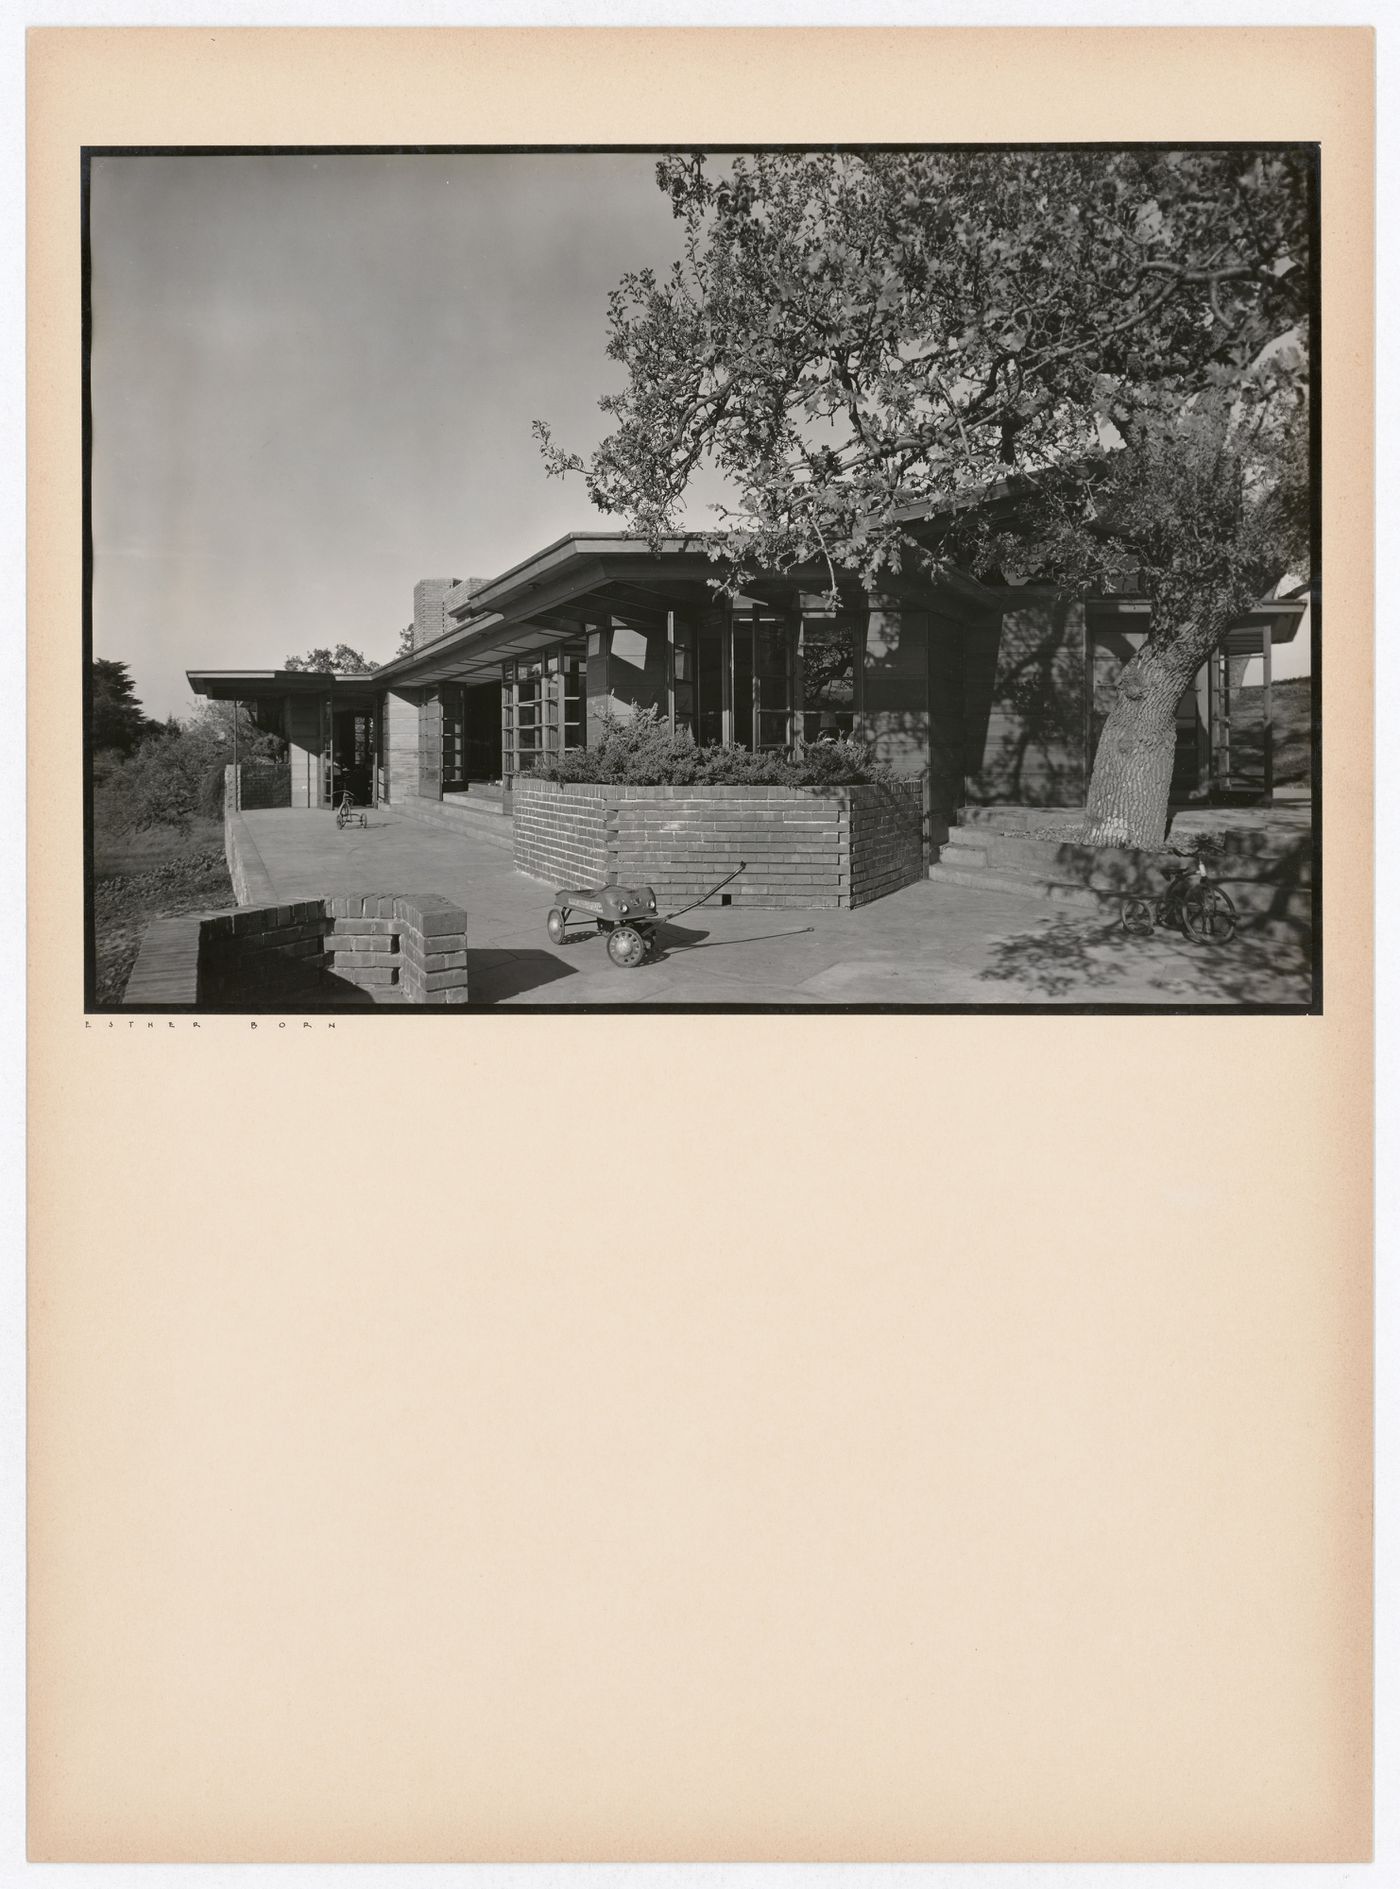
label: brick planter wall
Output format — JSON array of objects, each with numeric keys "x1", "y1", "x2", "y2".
[
  {"x1": 512, "y1": 781, "x2": 614, "y2": 890},
  {"x1": 513, "y1": 777, "x2": 927, "y2": 910},
  {"x1": 124, "y1": 894, "x2": 469, "y2": 1007},
  {"x1": 848, "y1": 783, "x2": 930, "y2": 906}
]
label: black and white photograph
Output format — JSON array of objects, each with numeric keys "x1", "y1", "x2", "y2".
[
  {"x1": 86, "y1": 143, "x2": 1319, "y2": 1011},
  {"x1": 30, "y1": 22, "x2": 1378, "y2": 1877}
]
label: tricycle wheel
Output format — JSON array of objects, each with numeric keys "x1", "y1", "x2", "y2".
[
  {"x1": 606, "y1": 924, "x2": 647, "y2": 969},
  {"x1": 1180, "y1": 885, "x2": 1237, "y2": 944},
  {"x1": 546, "y1": 908, "x2": 566, "y2": 945},
  {"x1": 1121, "y1": 897, "x2": 1155, "y2": 937}
]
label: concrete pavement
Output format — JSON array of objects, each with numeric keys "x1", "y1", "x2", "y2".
[{"x1": 236, "y1": 807, "x2": 1313, "y2": 1007}]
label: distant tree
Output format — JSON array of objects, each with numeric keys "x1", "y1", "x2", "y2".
[
  {"x1": 91, "y1": 658, "x2": 156, "y2": 755},
  {"x1": 536, "y1": 148, "x2": 1311, "y2": 846},
  {"x1": 284, "y1": 644, "x2": 379, "y2": 674},
  {"x1": 96, "y1": 702, "x2": 288, "y2": 835},
  {"x1": 96, "y1": 712, "x2": 228, "y2": 832},
  {"x1": 396, "y1": 625, "x2": 416, "y2": 659}
]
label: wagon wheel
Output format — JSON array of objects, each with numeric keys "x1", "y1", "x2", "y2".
[
  {"x1": 1120, "y1": 897, "x2": 1156, "y2": 938},
  {"x1": 546, "y1": 908, "x2": 567, "y2": 945},
  {"x1": 606, "y1": 924, "x2": 647, "y2": 969},
  {"x1": 1180, "y1": 885, "x2": 1237, "y2": 945}
]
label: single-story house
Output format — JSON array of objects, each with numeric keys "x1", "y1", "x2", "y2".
[{"x1": 188, "y1": 514, "x2": 1309, "y2": 836}]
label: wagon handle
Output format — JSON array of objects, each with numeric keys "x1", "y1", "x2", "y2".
[{"x1": 662, "y1": 862, "x2": 747, "y2": 922}]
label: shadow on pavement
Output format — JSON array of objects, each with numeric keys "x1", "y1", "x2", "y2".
[
  {"x1": 468, "y1": 948, "x2": 579, "y2": 1003},
  {"x1": 977, "y1": 914, "x2": 1312, "y2": 1003},
  {"x1": 648, "y1": 921, "x2": 816, "y2": 962}
]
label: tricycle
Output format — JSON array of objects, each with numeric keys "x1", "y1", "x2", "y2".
[{"x1": 1120, "y1": 853, "x2": 1238, "y2": 944}]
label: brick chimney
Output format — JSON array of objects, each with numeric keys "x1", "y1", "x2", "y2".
[{"x1": 413, "y1": 578, "x2": 462, "y2": 649}]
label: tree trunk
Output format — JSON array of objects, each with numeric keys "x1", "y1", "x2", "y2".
[{"x1": 1083, "y1": 599, "x2": 1233, "y2": 849}]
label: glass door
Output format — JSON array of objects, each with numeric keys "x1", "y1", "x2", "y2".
[
  {"x1": 668, "y1": 618, "x2": 696, "y2": 737},
  {"x1": 755, "y1": 610, "x2": 793, "y2": 751},
  {"x1": 730, "y1": 603, "x2": 793, "y2": 751}
]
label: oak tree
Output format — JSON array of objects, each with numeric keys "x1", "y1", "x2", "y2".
[
  {"x1": 284, "y1": 644, "x2": 379, "y2": 674},
  {"x1": 537, "y1": 149, "x2": 1312, "y2": 845}
]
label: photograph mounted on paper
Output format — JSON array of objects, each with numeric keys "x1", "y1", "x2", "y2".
[{"x1": 85, "y1": 145, "x2": 1319, "y2": 1012}]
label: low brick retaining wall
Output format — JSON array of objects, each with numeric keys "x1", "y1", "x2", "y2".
[
  {"x1": 123, "y1": 893, "x2": 469, "y2": 1007},
  {"x1": 513, "y1": 778, "x2": 927, "y2": 910},
  {"x1": 223, "y1": 806, "x2": 277, "y2": 905}
]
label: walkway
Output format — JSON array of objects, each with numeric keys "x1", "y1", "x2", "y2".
[{"x1": 236, "y1": 808, "x2": 1313, "y2": 1007}]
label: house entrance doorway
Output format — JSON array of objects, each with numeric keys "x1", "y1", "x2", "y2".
[{"x1": 331, "y1": 706, "x2": 378, "y2": 808}]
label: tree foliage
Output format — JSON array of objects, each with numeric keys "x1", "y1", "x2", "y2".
[
  {"x1": 96, "y1": 702, "x2": 284, "y2": 835},
  {"x1": 536, "y1": 150, "x2": 1313, "y2": 842},
  {"x1": 538, "y1": 148, "x2": 1309, "y2": 597},
  {"x1": 91, "y1": 658, "x2": 156, "y2": 755},
  {"x1": 528, "y1": 705, "x2": 892, "y2": 787},
  {"x1": 284, "y1": 644, "x2": 379, "y2": 674}
]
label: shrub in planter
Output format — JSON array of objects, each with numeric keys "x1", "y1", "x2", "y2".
[{"x1": 527, "y1": 706, "x2": 896, "y2": 788}]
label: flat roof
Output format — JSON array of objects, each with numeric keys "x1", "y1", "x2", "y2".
[{"x1": 186, "y1": 668, "x2": 381, "y2": 700}]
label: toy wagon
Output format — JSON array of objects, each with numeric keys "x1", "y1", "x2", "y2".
[
  {"x1": 546, "y1": 882, "x2": 660, "y2": 968},
  {"x1": 545, "y1": 863, "x2": 746, "y2": 969}
]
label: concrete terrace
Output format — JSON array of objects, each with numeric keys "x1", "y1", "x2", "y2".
[{"x1": 224, "y1": 807, "x2": 1313, "y2": 1007}]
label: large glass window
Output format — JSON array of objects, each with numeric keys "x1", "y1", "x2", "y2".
[
  {"x1": 800, "y1": 617, "x2": 859, "y2": 743},
  {"x1": 441, "y1": 685, "x2": 465, "y2": 790},
  {"x1": 502, "y1": 648, "x2": 584, "y2": 782},
  {"x1": 502, "y1": 658, "x2": 544, "y2": 781}
]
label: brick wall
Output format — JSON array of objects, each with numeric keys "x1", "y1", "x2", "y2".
[
  {"x1": 615, "y1": 787, "x2": 847, "y2": 909},
  {"x1": 413, "y1": 578, "x2": 460, "y2": 649},
  {"x1": 513, "y1": 778, "x2": 927, "y2": 910},
  {"x1": 512, "y1": 780, "x2": 613, "y2": 889},
  {"x1": 848, "y1": 781, "x2": 928, "y2": 907},
  {"x1": 125, "y1": 894, "x2": 469, "y2": 1007},
  {"x1": 197, "y1": 902, "x2": 340, "y2": 1004}
]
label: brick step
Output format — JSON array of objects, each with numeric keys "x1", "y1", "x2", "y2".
[
  {"x1": 937, "y1": 837, "x2": 990, "y2": 869},
  {"x1": 928, "y1": 860, "x2": 1313, "y2": 927},
  {"x1": 954, "y1": 806, "x2": 1313, "y2": 852},
  {"x1": 926, "y1": 863, "x2": 1106, "y2": 911},
  {"x1": 392, "y1": 794, "x2": 515, "y2": 851},
  {"x1": 442, "y1": 789, "x2": 509, "y2": 816},
  {"x1": 955, "y1": 806, "x2": 1084, "y2": 833},
  {"x1": 943, "y1": 825, "x2": 1313, "y2": 881}
]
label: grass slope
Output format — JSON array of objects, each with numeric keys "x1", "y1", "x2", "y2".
[{"x1": 93, "y1": 817, "x2": 234, "y2": 1005}]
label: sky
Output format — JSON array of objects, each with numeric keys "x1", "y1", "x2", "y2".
[
  {"x1": 89, "y1": 151, "x2": 717, "y2": 720},
  {"x1": 89, "y1": 148, "x2": 1310, "y2": 721}
]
